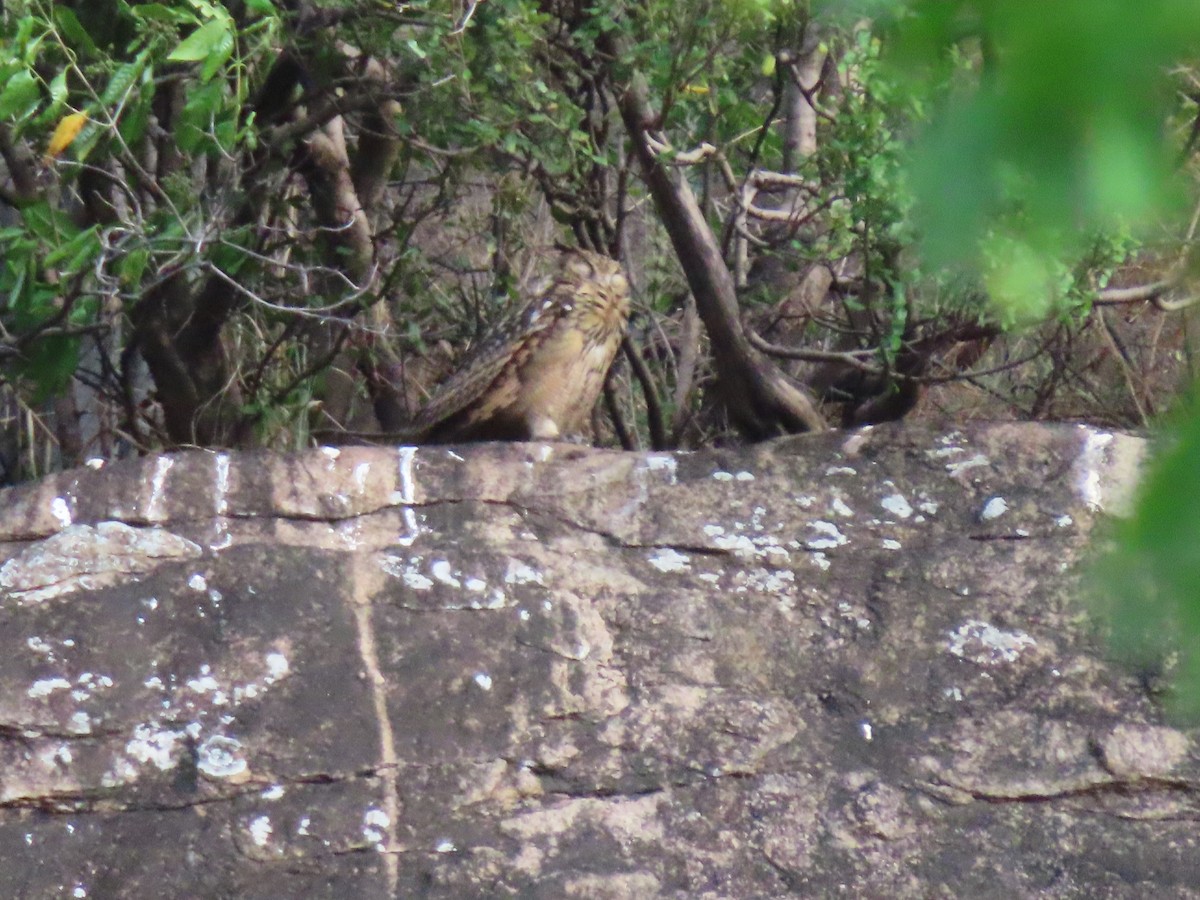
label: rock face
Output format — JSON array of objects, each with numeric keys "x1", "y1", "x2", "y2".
[{"x1": 0, "y1": 423, "x2": 1193, "y2": 899}]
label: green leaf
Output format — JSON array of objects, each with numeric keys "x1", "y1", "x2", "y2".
[
  {"x1": 19, "y1": 335, "x2": 81, "y2": 403},
  {"x1": 20, "y1": 201, "x2": 78, "y2": 244},
  {"x1": 54, "y1": 7, "x2": 100, "y2": 57},
  {"x1": 0, "y1": 70, "x2": 41, "y2": 120},
  {"x1": 132, "y1": 3, "x2": 199, "y2": 24},
  {"x1": 101, "y1": 50, "x2": 151, "y2": 107},
  {"x1": 168, "y1": 19, "x2": 230, "y2": 63},
  {"x1": 200, "y1": 26, "x2": 235, "y2": 82},
  {"x1": 44, "y1": 226, "x2": 100, "y2": 272},
  {"x1": 118, "y1": 248, "x2": 150, "y2": 287}
]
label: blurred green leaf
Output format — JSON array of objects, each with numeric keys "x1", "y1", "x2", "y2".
[
  {"x1": 0, "y1": 69, "x2": 40, "y2": 120},
  {"x1": 168, "y1": 18, "x2": 229, "y2": 63}
]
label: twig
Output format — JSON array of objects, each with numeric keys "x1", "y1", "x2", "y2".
[{"x1": 621, "y1": 335, "x2": 667, "y2": 450}]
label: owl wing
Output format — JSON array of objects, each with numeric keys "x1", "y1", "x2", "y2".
[{"x1": 409, "y1": 272, "x2": 567, "y2": 434}]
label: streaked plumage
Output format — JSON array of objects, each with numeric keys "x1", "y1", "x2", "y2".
[{"x1": 411, "y1": 249, "x2": 631, "y2": 443}]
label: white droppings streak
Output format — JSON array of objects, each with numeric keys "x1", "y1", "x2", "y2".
[
  {"x1": 214, "y1": 453, "x2": 230, "y2": 515},
  {"x1": 1076, "y1": 429, "x2": 1112, "y2": 511},
  {"x1": 51, "y1": 497, "x2": 72, "y2": 528},
  {"x1": 146, "y1": 456, "x2": 174, "y2": 522},
  {"x1": 353, "y1": 462, "x2": 371, "y2": 494},
  {"x1": 395, "y1": 446, "x2": 420, "y2": 546}
]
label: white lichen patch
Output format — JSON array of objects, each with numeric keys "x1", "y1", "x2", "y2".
[
  {"x1": 110, "y1": 650, "x2": 288, "y2": 785},
  {"x1": 733, "y1": 567, "x2": 796, "y2": 596},
  {"x1": 26, "y1": 636, "x2": 54, "y2": 657},
  {"x1": 264, "y1": 652, "x2": 289, "y2": 682},
  {"x1": 197, "y1": 734, "x2": 248, "y2": 779},
  {"x1": 945, "y1": 454, "x2": 991, "y2": 477},
  {"x1": 431, "y1": 560, "x2": 461, "y2": 587},
  {"x1": 647, "y1": 548, "x2": 691, "y2": 573},
  {"x1": 362, "y1": 808, "x2": 390, "y2": 846},
  {"x1": 125, "y1": 724, "x2": 183, "y2": 770},
  {"x1": 37, "y1": 743, "x2": 73, "y2": 767},
  {"x1": 504, "y1": 559, "x2": 544, "y2": 586},
  {"x1": 880, "y1": 494, "x2": 913, "y2": 519},
  {"x1": 642, "y1": 454, "x2": 678, "y2": 484},
  {"x1": 805, "y1": 521, "x2": 848, "y2": 550},
  {"x1": 404, "y1": 571, "x2": 434, "y2": 590},
  {"x1": 27, "y1": 677, "x2": 72, "y2": 699},
  {"x1": 248, "y1": 815, "x2": 273, "y2": 847},
  {"x1": 0, "y1": 522, "x2": 202, "y2": 604},
  {"x1": 980, "y1": 496, "x2": 1009, "y2": 521},
  {"x1": 382, "y1": 555, "x2": 506, "y2": 608},
  {"x1": 947, "y1": 619, "x2": 1037, "y2": 666}
]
